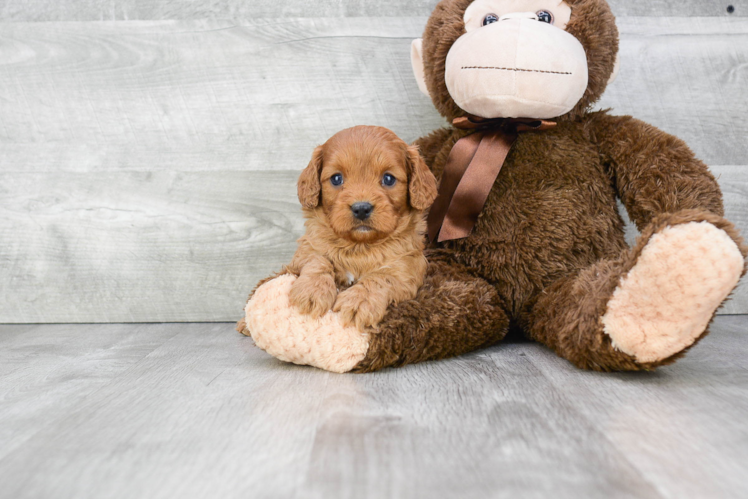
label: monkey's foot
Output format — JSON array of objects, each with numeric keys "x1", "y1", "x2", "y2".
[
  {"x1": 602, "y1": 221, "x2": 744, "y2": 363},
  {"x1": 244, "y1": 275, "x2": 369, "y2": 373}
]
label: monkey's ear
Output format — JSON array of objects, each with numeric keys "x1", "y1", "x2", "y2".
[
  {"x1": 406, "y1": 145, "x2": 438, "y2": 211},
  {"x1": 298, "y1": 146, "x2": 324, "y2": 209},
  {"x1": 608, "y1": 54, "x2": 621, "y2": 86},
  {"x1": 411, "y1": 39, "x2": 430, "y2": 97}
]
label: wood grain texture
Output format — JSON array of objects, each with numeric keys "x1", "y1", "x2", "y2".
[
  {"x1": 610, "y1": 1, "x2": 748, "y2": 17},
  {"x1": 1, "y1": 18, "x2": 747, "y2": 171},
  {"x1": 302, "y1": 351, "x2": 656, "y2": 498},
  {"x1": 0, "y1": 171, "x2": 303, "y2": 322},
  {"x1": 523, "y1": 315, "x2": 748, "y2": 498},
  {"x1": 0, "y1": 323, "x2": 321, "y2": 497},
  {"x1": 598, "y1": 17, "x2": 748, "y2": 166},
  {"x1": 0, "y1": 0, "x2": 745, "y2": 21},
  {"x1": 1, "y1": 318, "x2": 747, "y2": 497},
  {"x1": 0, "y1": 324, "x2": 172, "y2": 460},
  {"x1": 1, "y1": 17, "x2": 747, "y2": 321},
  {"x1": 2, "y1": 165, "x2": 745, "y2": 322},
  {"x1": 0, "y1": 18, "x2": 444, "y2": 173}
]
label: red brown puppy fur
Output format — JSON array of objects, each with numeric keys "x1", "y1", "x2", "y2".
[{"x1": 286, "y1": 126, "x2": 437, "y2": 330}]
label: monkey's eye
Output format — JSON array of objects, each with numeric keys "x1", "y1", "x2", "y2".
[
  {"x1": 482, "y1": 13, "x2": 499, "y2": 26},
  {"x1": 537, "y1": 10, "x2": 554, "y2": 23},
  {"x1": 382, "y1": 173, "x2": 397, "y2": 187},
  {"x1": 330, "y1": 173, "x2": 344, "y2": 186}
]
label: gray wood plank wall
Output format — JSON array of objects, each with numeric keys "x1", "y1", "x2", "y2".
[
  {"x1": 1, "y1": 6, "x2": 747, "y2": 322},
  {"x1": 0, "y1": 0, "x2": 746, "y2": 20}
]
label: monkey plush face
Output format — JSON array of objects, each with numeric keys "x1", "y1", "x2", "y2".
[{"x1": 412, "y1": 0, "x2": 620, "y2": 121}]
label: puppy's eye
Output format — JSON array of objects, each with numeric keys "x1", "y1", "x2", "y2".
[
  {"x1": 382, "y1": 173, "x2": 397, "y2": 187},
  {"x1": 537, "y1": 10, "x2": 553, "y2": 23},
  {"x1": 483, "y1": 13, "x2": 499, "y2": 26},
  {"x1": 330, "y1": 173, "x2": 344, "y2": 186}
]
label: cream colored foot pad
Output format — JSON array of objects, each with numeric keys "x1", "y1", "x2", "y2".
[{"x1": 603, "y1": 222, "x2": 744, "y2": 363}]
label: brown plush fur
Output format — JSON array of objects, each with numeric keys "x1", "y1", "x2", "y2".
[
  {"x1": 522, "y1": 210, "x2": 748, "y2": 371},
  {"x1": 349, "y1": 0, "x2": 747, "y2": 372},
  {"x1": 352, "y1": 248, "x2": 510, "y2": 372},
  {"x1": 286, "y1": 126, "x2": 437, "y2": 330}
]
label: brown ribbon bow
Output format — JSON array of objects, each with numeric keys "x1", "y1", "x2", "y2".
[{"x1": 427, "y1": 115, "x2": 557, "y2": 243}]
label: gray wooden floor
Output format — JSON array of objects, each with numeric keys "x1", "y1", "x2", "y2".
[{"x1": 0, "y1": 317, "x2": 747, "y2": 497}]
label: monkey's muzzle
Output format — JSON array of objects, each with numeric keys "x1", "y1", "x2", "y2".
[{"x1": 445, "y1": 18, "x2": 589, "y2": 119}]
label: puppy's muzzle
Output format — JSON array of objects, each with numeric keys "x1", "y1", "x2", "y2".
[{"x1": 351, "y1": 202, "x2": 374, "y2": 221}]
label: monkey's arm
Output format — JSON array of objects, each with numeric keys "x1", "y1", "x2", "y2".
[{"x1": 584, "y1": 111, "x2": 724, "y2": 229}]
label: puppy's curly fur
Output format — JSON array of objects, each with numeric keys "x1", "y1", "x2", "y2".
[{"x1": 286, "y1": 126, "x2": 438, "y2": 330}]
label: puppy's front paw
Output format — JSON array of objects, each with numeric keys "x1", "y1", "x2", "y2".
[
  {"x1": 333, "y1": 286, "x2": 388, "y2": 330},
  {"x1": 289, "y1": 274, "x2": 337, "y2": 318}
]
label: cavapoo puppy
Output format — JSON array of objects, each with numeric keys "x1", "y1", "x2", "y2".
[{"x1": 286, "y1": 125, "x2": 438, "y2": 330}]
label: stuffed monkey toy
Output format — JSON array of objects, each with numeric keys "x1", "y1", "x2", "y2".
[{"x1": 241, "y1": 0, "x2": 747, "y2": 373}]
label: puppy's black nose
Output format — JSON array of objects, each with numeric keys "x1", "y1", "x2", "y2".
[{"x1": 351, "y1": 202, "x2": 374, "y2": 221}]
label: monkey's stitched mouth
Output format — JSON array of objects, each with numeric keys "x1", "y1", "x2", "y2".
[{"x1": 462, "y1": 66, "x2": 572, "y2": 75}]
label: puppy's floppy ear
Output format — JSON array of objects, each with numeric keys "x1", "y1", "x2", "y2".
[
  {"x1": 298, "y1": 145, "x2": 324, "y2": 209},
  {"x1": 406, "y1": 145, "x2": 438, "y2": 211}
]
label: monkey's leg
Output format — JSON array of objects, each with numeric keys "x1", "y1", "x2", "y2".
[
  {"x1": 243, "y1": 250, "x2": 508, "y2": 374},
  {"x1": 351, "y1": 250, "x2": 510, "y2": 373},
  {"x1": 520, "y1": 210, "x2": 746, "y2": 371}
]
